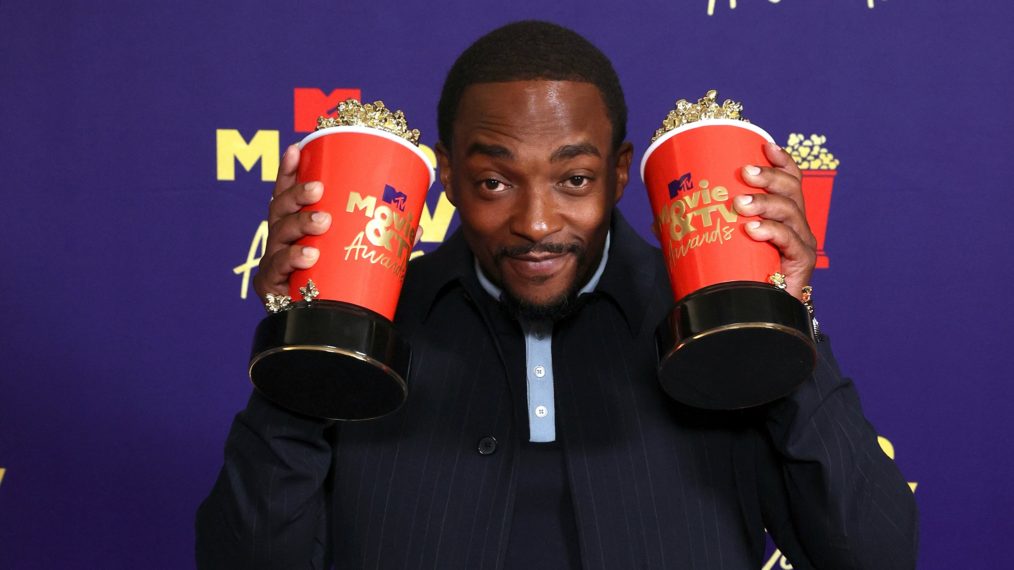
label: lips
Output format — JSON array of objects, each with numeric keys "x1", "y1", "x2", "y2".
[{"x1": 503, "y1": 252, "x2": 572, "y2": 280}]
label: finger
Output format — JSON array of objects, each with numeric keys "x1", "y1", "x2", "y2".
[
  {"x1": 763, "y1": 142, "x2": 802, "y2": 180},
  {"x1": 413, "y1": 224, "x2": 424, "y2": 247},
  {"x1": 266, "y1": 210, "x2": 332, "y2": 258},
  {"x1": 733, "y1": 193, "x2": 816, "y2": 250},
  {"x1": 741, "y1": 165, "x2": 805, "y2": 212},
  {"x1": 268, "y1": 181, "x2": 324, "y2": 226},
  {"x1": 253, "y1": 245, "x2": 321, "y2": 299},
  {"x1": 272, "y1": 145, "x2": 301, "y2": 199},
  {"x1": 743, "y1": 220, "x2": 809, "y2": 262},
  {"x1": 743, "y1": 220, "x2": 815, "y2": 298}
]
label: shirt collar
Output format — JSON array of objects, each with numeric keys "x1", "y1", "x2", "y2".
[{"x1": 410, "y1": 210, "x2": 668, "y2": 334}]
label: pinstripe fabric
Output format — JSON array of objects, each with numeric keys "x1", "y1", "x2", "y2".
[{"x1": 197, "y1": 212, "x2": 918, "y2": 569}]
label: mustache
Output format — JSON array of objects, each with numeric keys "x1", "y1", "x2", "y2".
[{"x1": 495, "y1": 241, "x2": 582, "y2": 261}]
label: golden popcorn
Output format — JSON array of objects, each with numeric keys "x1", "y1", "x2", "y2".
[
  {"x1": 316, "y1": 99, "x2": 421, "y2": 146},
  {"x1": 785, "y1": 133, "x2": 840, "y2": 170},
  {"x1": 651, "y1": 89, "x2": 748, "y2": 143}
]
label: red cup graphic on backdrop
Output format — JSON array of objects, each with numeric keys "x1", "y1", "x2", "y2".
[
  {"x1": 641, "y1": 94, "x2": 816, "y2": 410},
  {"x1": 250, "y1": 102, "x2": 434, "y2": 420},
  {"x1": 785, "y1": 132, "x2": 841, "y2": 269}
]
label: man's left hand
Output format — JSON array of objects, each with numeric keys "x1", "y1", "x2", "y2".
[{"x1": 733, "y1": 142, "x2": 816, "y2": 301}]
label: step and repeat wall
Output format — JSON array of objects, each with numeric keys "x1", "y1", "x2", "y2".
[{"x1": 2, "y1": 1, "x2": 1011, "y2": 567}]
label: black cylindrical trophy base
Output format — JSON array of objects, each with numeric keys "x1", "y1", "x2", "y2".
[
  {"x1": 249, "y1": 300, "x2": 410, "y2": 421},
  {"x1": 657, "y1": 281, "x2": 816, "y2": 410}
]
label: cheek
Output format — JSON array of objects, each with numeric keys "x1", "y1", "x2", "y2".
[
  {"x1": 455, "y1": 197, "x2": 509, "y2": 248},
  {"x1": 563, "y1": 197, "x2": 613, "y2": 238}
]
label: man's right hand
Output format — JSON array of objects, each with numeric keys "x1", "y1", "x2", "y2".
[{"x1": 252, "y1": 144, "x2": 332, "y2": 303}]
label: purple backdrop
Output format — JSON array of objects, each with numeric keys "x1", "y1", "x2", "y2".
[{"x1": 2, "y1": 0, "x2": 1012, "y2": 567}]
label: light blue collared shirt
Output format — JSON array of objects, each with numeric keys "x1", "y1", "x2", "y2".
[{"x1": 475, "y1": 232, "x2": 611, "y2": 442}]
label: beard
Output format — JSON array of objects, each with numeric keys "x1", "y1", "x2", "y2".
[{"x1": 494, "y1": 241, "x2": 590, "y2": 322}]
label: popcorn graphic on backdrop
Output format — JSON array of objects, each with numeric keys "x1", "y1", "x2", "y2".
[{"x1": 785, "y1": 133, "x2": 840, "y2": 170}]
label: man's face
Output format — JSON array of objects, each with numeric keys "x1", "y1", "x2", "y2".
[{"x1": 437, "y1": 80, "x2": 632, "y2": 318}]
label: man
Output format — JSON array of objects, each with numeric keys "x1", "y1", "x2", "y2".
[{"x1": 197, "y1": 21, "x2": 918, "y2": 569}]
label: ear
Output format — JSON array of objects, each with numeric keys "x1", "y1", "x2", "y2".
[
  {"x1": 435, "y1": 141, "x2": 456, "y2": 206},
  {"x1": 612, "y1": 141, "x2": 634, "y2": 204}
]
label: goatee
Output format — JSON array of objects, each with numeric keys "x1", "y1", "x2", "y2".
[{"x1": 494, "y1": 241, "x2": 588, "y2": 322}]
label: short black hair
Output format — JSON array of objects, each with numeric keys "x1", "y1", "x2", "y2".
[{"x1": 437, "y1": 20, "x2": 627, "y2": 152}]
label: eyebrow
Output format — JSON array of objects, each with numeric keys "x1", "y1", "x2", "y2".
[
  {"x1": 550, "y1": 143, "x2": 601, "y2": 162},
  {"x1": 465, "y1": 142, "x2": 514, "y2": 159},
  {"x1": 463, "y1": 141, "x2": 602, "y2": 162}
]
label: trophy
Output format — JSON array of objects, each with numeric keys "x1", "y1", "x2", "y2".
[
  {"x1": 641, "y1": 90, "x2": 815, "y2": 409},
  {"x1": 249, "y1": 99, "x2": 435, "y2": 420}
]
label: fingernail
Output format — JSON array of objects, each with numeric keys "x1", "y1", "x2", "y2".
[
  {"x1": 735, "y1": 195, "x2": 753, "y2": 206},
  {"x1": 746, "y1": 221, "x2": 761, "y2": 230},
  {"x1": 768, "y1": 142, "x2": 782, "y2": 152},
  {"x1": 306, "y1": 181, "x2": 322, "y2": 193},
  {"x1": 310, "y1": 212, "x2": 330, "y2": 224},
  {"x1": 302, "y1": 246, "x2": 319, "y2": 259},
  {"x1": 744, "y1": 165, "x2": 761, "y2": 176}
]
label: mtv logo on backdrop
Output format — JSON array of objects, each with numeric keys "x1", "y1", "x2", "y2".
[{"x1": 293, "y1": 88, "x2": 362, "y2": 132}]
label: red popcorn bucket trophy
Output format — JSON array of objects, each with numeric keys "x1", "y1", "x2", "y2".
[
  {"x1": 641, "y1": 91, "x2": 816, "y2": 409},
  {"x1": 250, "y1": 100, "x2": 434, "y2": 420}
]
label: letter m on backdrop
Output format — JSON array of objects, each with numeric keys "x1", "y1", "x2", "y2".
[
  {"x1": 216, "y1": 130, "x2": 280, "y2": 181},
  {"x1": 293, "y1": 88, "x2": 362, "y2": 132}
]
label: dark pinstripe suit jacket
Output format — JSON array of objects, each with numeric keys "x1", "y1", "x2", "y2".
[{"x1": 197, "y1": 213, "x2": 918, "y2": 569}]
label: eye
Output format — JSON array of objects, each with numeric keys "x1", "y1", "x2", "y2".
[
  {"x1": 562, "y1": 175, "x2": 592, "y2": 189},
  {"x1": 480, "y1": 178, "x2": 508, "y2": 192}
]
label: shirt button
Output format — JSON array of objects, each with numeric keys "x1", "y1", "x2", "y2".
[
  {"x1": 534, "y1": 365, "x2": 546, "y2": 378},
  {"x1": 477, "y1": 436, "x2": 498, "y2": 456},
  {"x1": 535, "y1": 405, "x2": 548, "y2": 418}
]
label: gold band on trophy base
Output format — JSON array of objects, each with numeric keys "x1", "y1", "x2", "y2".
[{"x1": 655, "y1": 282, "x2": 815, "y2": 409}]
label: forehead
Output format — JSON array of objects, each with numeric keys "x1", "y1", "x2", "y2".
[{"x1": 452, "y1": 80, "x2": 612, "y2": 151}]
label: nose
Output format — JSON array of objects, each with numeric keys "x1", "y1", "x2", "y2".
[{"x1": 509, "y1": 187, "x2": 562, "y2": 243}]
